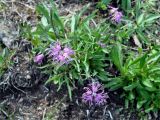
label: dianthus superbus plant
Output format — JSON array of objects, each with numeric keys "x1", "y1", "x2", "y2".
[
  {"x1": 24, "y1": 2, "x2": 109, "y2": 99},
  {"x1": 106, "y1": 43, "x2": 160, "y2": 113}
]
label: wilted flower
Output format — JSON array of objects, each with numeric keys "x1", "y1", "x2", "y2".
[
  {"x1": 49, "y1": 42, "x2": 74, "y2": 64},
  {"x1": 82, "y1": 82, "x2": 108, "y2": 106},
  {"x1": 34, "y1": 54, "x2": 44, "y2": 64},
  {"x1": 109, "y1": 6, "x2": 123, "y2": 23}
]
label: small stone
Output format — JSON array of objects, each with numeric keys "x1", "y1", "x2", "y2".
[
  {"x1": 26, "y1": 75, "x2": 31, "y2": 79},
  {"x1": 2, "y1": 37, "x2": 13, "y2": 48},
  {"x1": 18, "y1": 98, "x2": 23, "y2": 103},
  {"x1": 37, "y1": 107, "x2": 42, "y2": 111},
  {"x1": 17, "y1": 68, "x2": 20, "y2": 71},
  {"x1": 0, "y1": 22, "x2": 18, "y2": 49}
]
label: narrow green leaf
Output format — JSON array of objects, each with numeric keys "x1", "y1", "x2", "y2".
[
  {"x1": 123, "y1": 82, "x2": 138, "y2": 91},
  {"x1": 111, "y1": 43, "x2": 123, "y2": 73},
  {"x1": 128, "y1": 91, "x2": 135, "y2": 100},
  {"x1": 46, "y1": 75, "x2": 61, "y2": 84},
  {"x1": 135, "y1": 0, "x2": 141, "y2": 19},
  {"x1": 41, "y1": 16, "x2": 48, "y2": 27},
  {"x1": 139, "y1": 53, "x2": 147, "y2": 69},
  {"x1": 53, "y1": 12, "x2": 64, "y2": 32},
  {"x1": 137, "y1": 30, "x2": 148, "y2": 43},
  {"x1": 137, "y1": 13, "x2": 144, "y2": 25},
  {"x1": 36, "y1": 4, "x2": 50, "y2": 22},
  {"x1": 71, "y1": 15, "x2": 76, "y2": 33},
  {"x1": 125, "y1": 99, "x2": 129, "y2": 108},
  {"x1": 121, "y1": 0, "x2": 131, "y2": 11},
  {"x1": 137, "y1": 100, "x2": 147, "y2": 109},
  {"x1": 144, "y1": 14, "x2": 160, "y2": 24},
  {"x1": 145, "y1": 107, "x2": 154, "y2": 113},
  {"x1": 142, "y1": 79, "x2": 153, "y2": 88},
  {"x1": 65, "y1": 77, "x2": 72, "y2": 101}
]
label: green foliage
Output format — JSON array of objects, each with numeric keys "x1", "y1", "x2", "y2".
[
  {"x1": 0, "y1": 2, "x2": 6, "y2": 12},
  {"x1": 24, "y1": 2, "x2": 109, "y2": 100},
  {"x1": 21, "y1": 0, "x2": 160, "y2": 115},
  {"x1": 0, "y1": 48, "x2": 13, "y2": 78},
  {"x1": 97, "y1": 0, "x2": 111, "y2": 10},
  {"x1": 96, "y1": 0, "x2": 160, "y2": 46},
  {"x1": 121, "y1": 0, "x2": 131, "y2": 12},
  {"x1": 106, "y1": 43, "x2": 160, "y2": 112},
  {"x1": 117, "y1": 0, "x2": 160, "y2": 45}
]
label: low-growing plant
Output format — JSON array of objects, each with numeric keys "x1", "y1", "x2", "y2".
[
  {"x1": 96, "y1": 0, "x2": 160, "y2": 47},
  {"x1": 0, "y1": 48, "x2": 13, "y2": 78},
  {"x1": 105, "y1": 43, "x2": 160, "y2": 113},
  {"x1": 23, "y1": 2, "x2": 110, "y2": 99},
  {"x1": 116, "y1": 0, "x2": 160, "y2": 45}
]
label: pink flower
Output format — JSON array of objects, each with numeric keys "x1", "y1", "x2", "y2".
[
  {"x1": 55, "y1": 43, "x2": 61, "y2": 51},
  {"x1": 63, "y1": 52, "x2": 70, "y2": 58},
  {"x1": 49, "y1": 42, "x2": 61, "y2": 57},
  {"x1": 112, "y1": 11, "x2": 123, "y2": 23},
  {"x1": 109, "y1": 6, "x2": 123, "y2": 23},
  {"x1": 34, "y1": 54, "x2": 44, "y2": 64},
  {"x1": 95, "y1": 93, "x2": 107, "y2": 105},
  {"x1": 64, "y1": 47, "x2": 74, "y2": 55},
  {"x1": 82, "y1": 82, "x2": 108, "y2": 106},
  {"x1": 57, "y1": 54, "x2": 65, "y2": 62},
  {"x1": 49, "y1": 42, "x2": 75, "y2": 64}
]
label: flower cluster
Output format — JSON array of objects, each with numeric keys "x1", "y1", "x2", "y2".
[
  {"x1": 34, "y1": 41, "x2": 74, "y2": 65},
  {"x1": 34, "y1": 54, "x2": 44, "y2": 65},
  {"x1": 49, "y1": 42, "x2": 74, "y2": 64},
  {"x1": 109, "y1": 6, "x2": 123, "y2": 23},
  {"x1": 82, "y1": 82, "x2": 108, "y2": 106}
]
